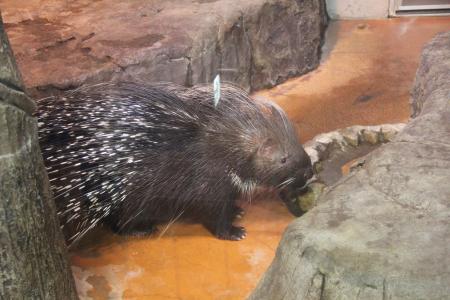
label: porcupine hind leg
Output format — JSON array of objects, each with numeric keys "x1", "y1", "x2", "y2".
[
  {"x1": 232, "y1": 205, "x2": 245, "y2": 220},
  {"x1": 106, "y1": 214, "x2": 158, "y2": 237},
  {"x1": 201, "y1": 194, "x2": 247, "y2": 241}
]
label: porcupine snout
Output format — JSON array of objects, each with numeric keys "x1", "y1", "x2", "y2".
[
  {"x1": 278, "y1": 151, "x2": 315, "y2": 217},
  {"x1": 293, "y1": 160, "x2": 314, "y2": 191}
]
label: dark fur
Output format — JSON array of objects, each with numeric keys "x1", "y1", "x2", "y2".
[{"x1": 36, "y1": 82, "x2": 312, "y2": 245}]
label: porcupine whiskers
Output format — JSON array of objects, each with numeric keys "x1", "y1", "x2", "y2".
[{"x1": 277, "y1": 177, "x2": 296, "y2": 189}]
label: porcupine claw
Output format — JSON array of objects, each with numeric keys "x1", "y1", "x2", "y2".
[
  {"x1": 228, "y1": 226, "x2": 247, "y2": 241},
  {"x1": 212, "y1": 225, "x2": 247, "y2": 241}
]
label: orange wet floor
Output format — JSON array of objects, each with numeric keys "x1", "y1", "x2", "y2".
[
  {"x1": 70, "y1": 17, "x2": 450, "y2": 299},
  {"x1": 72, "y1": 198, "x2": 287, "y2": 300},
  {"x1": 259, "y1": 17, "x2": 450, "y2": 142}
]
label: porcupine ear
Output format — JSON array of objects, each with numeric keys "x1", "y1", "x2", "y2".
[
  {"x1": 263, "y1": 100, "x2": 299, "y2": 137},
  {"x1": 268, "y1": 102, "x2": 287, "y2": 123},
  {"x1": 257, "y1": 138, "x2": 281, "y2": 161},
  {"x1": 258, "y1": 99, "x2": 288, "y2": 127}
]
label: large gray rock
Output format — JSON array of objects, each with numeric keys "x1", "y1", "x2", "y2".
[
  {"x1": 0, "y1": 0, "x2": 327, "y2": 94},
  {"x1": 250, "y1": 32, "x2": 450, "y2": 299},
  {"x1": 0, "y1": 14, "x2": 77, "y2": 299},
  {"x1": 410, "y1": 32, "x2": 450, "y2": 118}
]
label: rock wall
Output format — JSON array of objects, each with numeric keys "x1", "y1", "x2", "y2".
[
  {"x1": 249, "y1": 32, "x2": 450, "y2": 300},
  {"x1": 0, "y1": 14, "x2": 77, "y2": 299},
  {"x1": 410, "y1": 32, "x2": 450, "y2": 118},
  {"x1": 0, "y1": 0, "x2": 327, "y2": 95}
]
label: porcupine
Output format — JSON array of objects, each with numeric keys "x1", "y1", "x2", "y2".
[{"x1": 36, "y1": 81, "x2": 313, "y2": 245}]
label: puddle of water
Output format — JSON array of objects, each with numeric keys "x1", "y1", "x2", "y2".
[{"x1": 70, "y1": 198, "x2": 293, "y2": 299}]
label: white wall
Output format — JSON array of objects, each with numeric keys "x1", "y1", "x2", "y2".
[{"x1": 326, "y1": 0, "x2": 390, "y2": 19}]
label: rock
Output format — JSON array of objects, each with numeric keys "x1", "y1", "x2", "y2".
[
  {"x1": 304, "y1": 141, "x2": 321, "y2": 167},
  {"x1": 250, "y1": 32, "x2": 450, "y2": 300},
  {"x1": 0, "y1": 0, "x2": 327, "y2": 94},
  {"x1": 361, "y1": 128, "x2": 379, "y2": 144},
  {"x1": 410, "y1": 32, "x2": 450, "y2": 118},
  {"x1": 380, "y1": 123, "x2": 405, "y2": 142},
  {"x1": 0, "y1": 13, "x2": 35, "y2": 114},
  {"x1": 304, "y1": 123, "x2": 404, "y2": 172},
  {"x1": 0, "y1": 14, "x2": 77, "y2": 299},
  {"x1": 340, "y1": 126, "x2": 361, "y2": 147},
  {"x1": 348, "y1": 157, "x2": 366, "y2": 173}
]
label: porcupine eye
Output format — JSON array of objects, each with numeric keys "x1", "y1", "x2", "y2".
[{"x1": 280, "y1": 157, "x2": 287, "y2": 164}]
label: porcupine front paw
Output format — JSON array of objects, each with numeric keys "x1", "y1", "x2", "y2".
[{"x1": 216, "y1": 225, "x2": 247, "y2": 241}]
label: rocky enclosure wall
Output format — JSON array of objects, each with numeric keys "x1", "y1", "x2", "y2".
[
  {"x1": 1, "y1": 0, "x2": 327, "y2": 95},
  {"x1": 249, "y1": 32, "x2": 450, "y2": 300}
]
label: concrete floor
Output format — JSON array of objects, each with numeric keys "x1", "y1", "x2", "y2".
[{"x1": 66, "y1": 17, "x2": 450, "y2": 300}]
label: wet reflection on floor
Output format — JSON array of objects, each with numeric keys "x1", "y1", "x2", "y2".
[
  {"x1": 258, "y1": 17, "x2": 450, "y2": 142},
  {"x1": 70, "y1": 17, "x2": 450, "y2": 299},
  {"x1": 71, "y1": 196, "x2": 291, "y2": 300}
]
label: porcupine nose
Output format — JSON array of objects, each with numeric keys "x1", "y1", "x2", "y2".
[{"x1": 304, "y1": 166, "x2": 313, "y2": 180}]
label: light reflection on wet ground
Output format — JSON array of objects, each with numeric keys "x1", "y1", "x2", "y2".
[{"x1": 71, "y1": 197, "x2": 291, "y2": 300}]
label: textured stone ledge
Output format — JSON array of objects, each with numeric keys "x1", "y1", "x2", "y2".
[{"x1": 304, "y1": 123, "x2": 406, "y2": 172}]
